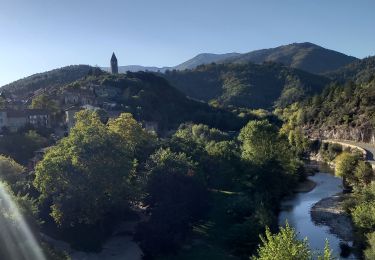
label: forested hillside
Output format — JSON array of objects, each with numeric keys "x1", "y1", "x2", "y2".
[
  {"x1": 278, "y1": 77, "x2": 375, "y2": 142},
  {"x1": 161, "y1": 62, "x2": 330, "y2": 109},
  {"x1": 1, "y1": 65, "x2": 93, "y2": 97},
  {"x1": 38, "y1": 71, "x2": 247, "y2": 131},
  {"x1": 224, "y1": 42, "x2": 358, "y2": 74},
  {"x1": 174, "y1": 53, "x2": 241, "y2": 70},
  {"x1": 326, "y1": 56, "x2": 375, "y2": 84}
]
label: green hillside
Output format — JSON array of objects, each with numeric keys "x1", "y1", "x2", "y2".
[
  {"x1": 162, "y1": 62, "x2": 330, "y2": 109},
  {"x1": 225, "y1": 42, "x2": 358, "y2": 74},
  {"x1": 326, "y1": 56, "x2": 375, "y2": 84},
  {"x1": 278, "y1": 77, "x2": 375, "y2": 142},
  {"x1": 40, "y1": 71, "x2": 247, "y2": 131},
  {"x1": 0, "y1": 65, "x2": 93, "y2": 97}
]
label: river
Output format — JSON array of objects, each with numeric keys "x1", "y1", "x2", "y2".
[{"x1": 279, "y1": 167, "x2": 356, "y2": 259}]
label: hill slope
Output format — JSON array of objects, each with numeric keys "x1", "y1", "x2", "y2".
[
  {"x1": 325, "y1": 56, "x2": 375, "y2": 84},
  {"x1": 174, "y1": 53, "x2": 241, "y2": 70},
  {"x1": 224, "y1": 42, "x2": 358, "y2": 74},
  {"x1": 32, "y1": 71, "x2": 247, "y2": 131},
  {"x1": 1, "y1": 65, "x2": 93, "y2": 98},
  {"x1": 161, "y1": 62, "x2": 331, "y2": 109},
  {"x1": 279, "y1": 76, "x2": 375, "y2": 143}
]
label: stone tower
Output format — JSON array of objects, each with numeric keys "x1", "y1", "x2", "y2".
[{"x1": 110, "y1": 52, "x2": 118, "y2": 74}]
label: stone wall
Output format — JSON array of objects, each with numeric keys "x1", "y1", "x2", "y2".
[{"x1": 307, "y1": 126, "x2": 375, "y2": 144}]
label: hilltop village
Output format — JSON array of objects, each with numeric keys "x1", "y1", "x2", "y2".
[{"x1": 0, "y1": 53, "x2": 158, "y2": 136}]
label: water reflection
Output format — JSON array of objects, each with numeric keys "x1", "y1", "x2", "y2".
[{"x1": 279, "y1": 172, "x2": 355, "y2": 259}]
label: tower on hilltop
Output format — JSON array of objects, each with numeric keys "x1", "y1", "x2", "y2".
[{"x1": 110, "y1": 52, "x2": 118, "y2": 74}]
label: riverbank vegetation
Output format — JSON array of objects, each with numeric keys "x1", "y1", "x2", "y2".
[
  {"x1": 0, "y1": 108, "x2": 323, "y2": 259},
  {"x1": 252, "y1": 223, "x2": 333, "y2": 260}
]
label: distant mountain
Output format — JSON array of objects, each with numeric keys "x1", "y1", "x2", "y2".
[
  {"x1": 1, "y1": 65, "x2": 93, "y2": 98},
  {"x1": 161, "y1": 62, "x2": 331, "y2": 109},
  {"x1": 223, "y1": 42, "x2": 358, "y2": 74},
  {"x1": 101, "y1": 43, "x2": 357, "y2": 75},
  {"x1": 173, "y1": 53, "x2": 241, "y2": 70},
  {"x1": 325, "y1": 56, "x2": 375, "y2": 83},
  {"x1": 102, "y1": 65, "x2": 171, "y2": 73}
]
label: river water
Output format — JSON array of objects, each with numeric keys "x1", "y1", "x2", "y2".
[{"x1": 279, "y1": 169, "x2": 355, "y2": 259}]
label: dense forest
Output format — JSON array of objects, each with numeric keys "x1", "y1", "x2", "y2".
[
  {"x1": 161, "y1": 62, "x2": 330, "y2": 109},
  {"x1": 0, "y1": 110, "x2": 316, "y2": 259},
  {"x1": 276, "y1": 56, "x2": 375, "y2": 259},
  {"x1": 326, "y1": 56, "x2": 375, "y2": 84},
  {"x1": 277, "y1": 76, "x2": 375, "y2": 142},
  {"x1": 172, "y1": 42, "x2": 357, "y2": 74},
  {"x1": 223, "y1": 42, "x2": 358, "y2": 74}
]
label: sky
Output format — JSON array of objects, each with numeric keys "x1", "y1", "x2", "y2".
[{"x1": 0, "y1": 0, "x2": 375, "y2": 86}]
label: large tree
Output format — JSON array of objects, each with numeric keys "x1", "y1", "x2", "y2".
[
  {"x1": 135, "y1": 148, "x2": 207, "y2": 257},
  {"x1": 34, "y1": 111, "x2": 136, "y2": 227},
  {"x1": 30, "y1": 94, "x2": 59, "y2": 113},
  {"x1": 239, "y1": 120, "x2": 284, "y2": 163},
  {"x1": 252, "y1": 223, "x2": 312, "y2": 260},
  {"x1": 238, "y1": 120, "x2": 302, "y2": 184},
  {"x1": 252, "y1": 223, "x2": 334, "y2": 260},
  {"x1": 108, "y1": 112, "x2": 156, "y2": 160}
]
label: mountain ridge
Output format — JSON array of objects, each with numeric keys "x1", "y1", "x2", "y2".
[
  {"x1": 160, "y1": 61, "x2": 331, "y2": 109},
  {"x1": 101, "y1": 42, "x2": 358, "y2": 75}
]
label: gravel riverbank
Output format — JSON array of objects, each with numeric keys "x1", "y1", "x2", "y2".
[{"x1": 310, "y1": 193, "x2": 353, "y2": 242}]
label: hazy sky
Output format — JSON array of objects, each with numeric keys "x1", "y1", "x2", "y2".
[{"x1": 1, "y1": 0, "x2": 375, "y2": 86}]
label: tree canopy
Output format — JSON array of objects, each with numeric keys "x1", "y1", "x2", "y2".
[{"x1": 33, "y1": 111, "x2": 140, "y2": 226}]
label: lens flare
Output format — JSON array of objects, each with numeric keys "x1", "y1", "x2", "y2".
[{"x1": 0, "y1": 182, "x2": 46, "y2": 260}]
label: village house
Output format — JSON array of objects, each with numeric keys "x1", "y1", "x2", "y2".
[
  {"x1": 62, "y1": 88, "x2": 97, "y2": 106},
  {"x1": 0, "y1": 109, "x2": 50, "y2": 132},
  {"x1": 94, "y1": 85, "x2": 122, "y2": 99}
]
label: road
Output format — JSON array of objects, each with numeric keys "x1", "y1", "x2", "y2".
[{"x1": 324, "y1": 139, "x2": 375, "y2": 167}]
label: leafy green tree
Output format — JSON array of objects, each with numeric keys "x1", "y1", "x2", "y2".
[
  {"x1": 0, "y1": 155, "x2": 25, "y2": 184},
  {"x1": 335, "y1": 152, "x2": 361, "y2": 188},
  {"x1": 288, "y1": 128, "x2": 311, "y2": 157},
  {"x1": 252, "y1": 224, "x2": 335, "y2": 260},
  {"x1": 34, "y1": 110, "x2": 135, "y2": 227},
  {"x1": 252, "y1": 223, "x2": 311, "y2": 260},
  {"x1": 0, "y1": 131, "x2": 49, "y2": 164},
  {"x1": 352, "y1": 201, "x2": 375, "y2": 232},
  {"x1": 238, "y1": 120, "x2": 280, "y2": 163},
  {"x1": 318, "y1": 240, "x2": 334, "y2": 260},
  {"x1": 30, "y1": 94, "x2": 59, "y2": 113},
  {"x1": 174, "y1": 123, "x2": 229, "y2": 144},
  {"x1": 354, "y1": 161, "x2": 374, "y2": 187},
  {"x1": 238, "y1": 120, "x2": 301, "y2": 185},
  {"x1": 364, "y1": 232, "x2": 375, "y2": 260},
  {"x1": 0, "y1": 155, "x2": 29, "y2": 193},
  {"x1": 135, "y1": 148, "x2": 207, "y2": 258},
  {"x1": 108, "y1": 113, "x2": 157, "y2": 159}
]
